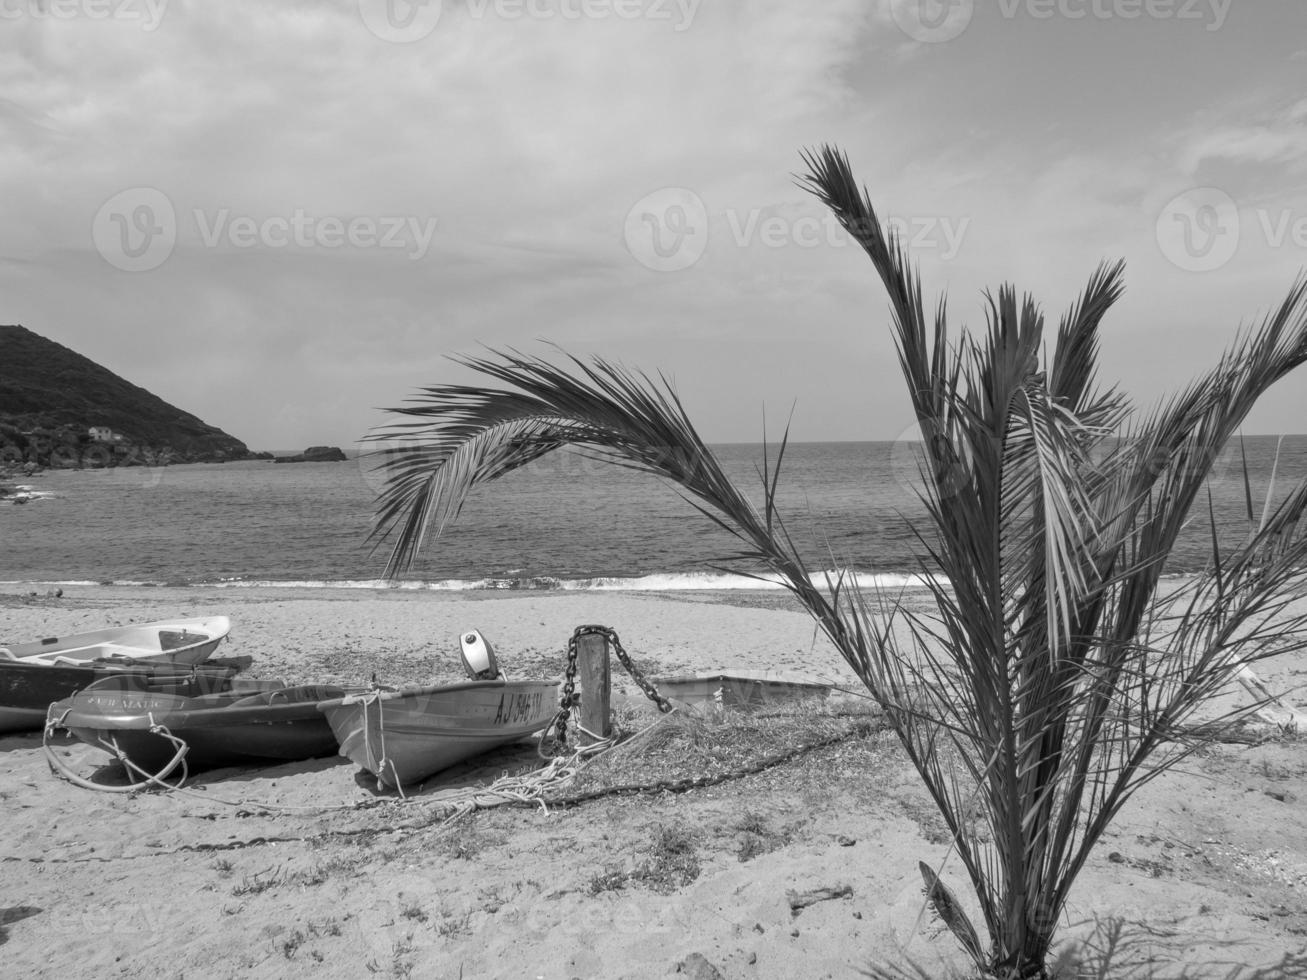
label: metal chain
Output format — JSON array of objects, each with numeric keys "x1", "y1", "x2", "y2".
[
  {"x1": 579, "y1": 624, "x2": 674, "y2": 714},
  {"x1": 547, "y1": 628, "x2": 583, "y2": 749},
  {"x1": 545, "y1": 625, "x2": 672, "y2": 757},
  {"x1": 541, "y1": 721, "x2": 874, "y2": 807}
]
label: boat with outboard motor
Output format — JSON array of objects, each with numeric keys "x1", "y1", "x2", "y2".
[
  {"x1": 317, "y1": 678, "x2": 560, "y2": 792},
  {"x1": 317, "y1": 629, "x2": 560, "y2": 791}
]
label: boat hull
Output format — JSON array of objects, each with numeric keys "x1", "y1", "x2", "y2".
[
  {"x1": 0, "y1": 616, "x2": 231, "y2": 667},
  {"x1": 0, "y1": 657, "x2": 251, "y2": 735},
  {"x1": 51, "y1": 679, "x2": 350, "y2": 774},
  {"x1": 319, "y1": 680, "x2": 559, "y2": 790},
  {"x1": 649, "y1": 669, "x2": 832, "y2": 708}
]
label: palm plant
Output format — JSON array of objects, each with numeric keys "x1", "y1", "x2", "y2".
[{"x1": 367, "y1": 145, "x2": 1307, "y2": 978}]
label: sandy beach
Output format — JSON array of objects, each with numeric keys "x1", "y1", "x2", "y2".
[{"x1": 3, "y1": 584, "x2": 1306, "y2": 979}]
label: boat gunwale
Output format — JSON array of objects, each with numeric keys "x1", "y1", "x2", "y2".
[
  {"x1": 653, "y1": 675, "x2": 832, "y2": 689},
  {"x1": 315, "y1": 677, "x2": 559, "y2": 710},
  {"x1": 52, "y1": 684, "x2": 355, "y2": 732},
  {"x1": 330, "y1": 719, "x2": 555, "y2": 740}
]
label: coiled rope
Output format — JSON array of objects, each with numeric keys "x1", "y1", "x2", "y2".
[{"x1": 44, "y1": 708, "x2": 191, "y2": 794}]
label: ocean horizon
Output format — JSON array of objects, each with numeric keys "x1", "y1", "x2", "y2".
[{"x1": 4, "y1": 438, "x2": 1306, "y2": 592}]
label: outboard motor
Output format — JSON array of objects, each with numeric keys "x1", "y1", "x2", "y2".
[{"x1": 459, "y1": 629, "x2": 502, "y2": 681}]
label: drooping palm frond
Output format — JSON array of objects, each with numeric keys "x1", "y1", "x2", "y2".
[
  {"x1": 368, "y1": 348, "x2": 764, "y2": 572},
  {"x1": 370, "y1": 415, "x2": 577, "y2": 574},
  {"x1": 367, "y1": 145, "x2": 1307, "y2": 979},
  {"x1": 366, "y1": 346, "x2": 874, "y2": 679}
]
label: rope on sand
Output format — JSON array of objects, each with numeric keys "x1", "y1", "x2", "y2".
[
  {"x1": 540, "y1": 716, "x2": 879, "y2": 808},
  {"x1": 43, "y1": 703, "x2": 619, "y2": 819},
  {"x1": 24, "y1": 716, "x2": 881, "y2": 863},
  {"x1": 44, "y1": 710, "x2": 192, "y2": 794},
  {"x1": 173, "y1": 748, "x2": 614, "y2": 851}
]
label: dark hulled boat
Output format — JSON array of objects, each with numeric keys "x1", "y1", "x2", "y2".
[
  {"x1": 48, "y1": 674, "x2": 353, "y2": 777},
  {"x1": 1, "y1": 655, "x2": 251, "y2": 734}
]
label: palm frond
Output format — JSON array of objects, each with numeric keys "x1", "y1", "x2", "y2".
[{"x1": 367, "y1": 347, "x2": 771, "y2": 578}]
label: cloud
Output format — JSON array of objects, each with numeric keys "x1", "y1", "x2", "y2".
[
  {"x1": 1180, "y1": 125, "x2": 1307, "y2": 176},
  {"x1": 1, "y1": 1, "x2": 1304, "y2": 446}
]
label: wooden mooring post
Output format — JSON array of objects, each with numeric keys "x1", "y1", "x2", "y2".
[{"x1": 577, "y1": 630, "x2": 611, "y2": 746}]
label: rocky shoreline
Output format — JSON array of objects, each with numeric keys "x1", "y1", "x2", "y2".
[
  {"x1": 0, "y1": 437, "x2": 274, "y2": 474},
  {"x1": 273, "y1": 445, "x2": 347, "y2": 463}
]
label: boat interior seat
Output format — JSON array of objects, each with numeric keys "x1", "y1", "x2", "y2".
[
  {"x1": 228, "y1": 684, "x2": 348, "y2": 708},
  {"x1": 159, "y1": 630, "x2": 199, "y2": 650},
  {"x1": 34, "y1": 645, "x2": 105, "y2": 665},
  {"x1": 0, "y1": 648, "x2": 15, "y2": 660}
]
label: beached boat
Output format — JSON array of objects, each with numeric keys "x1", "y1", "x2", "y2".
[
  {"x1": 0, "y1": 616, "x2": 231, "y2": 667},
  {"x1": 649, "y1": 669, "x2": 833, "y2": 708},
  {"x1": 318, "y1": 679, "x2": 560, "y2": 791},
  {"x1": 47, "y1": 675, "x2": 353, "y2": 779},
  {"x1": 0, "y1": 656, "x2": 252, "y2": 734}
]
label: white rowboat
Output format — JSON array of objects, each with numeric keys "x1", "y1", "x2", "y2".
[{"x1": 0, "y1": 616, "x2": 231, "y2": 668}]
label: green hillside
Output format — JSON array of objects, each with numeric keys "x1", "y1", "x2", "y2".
[{"x1": 0, "y1": 324, "x2": 258, "y2": 468}]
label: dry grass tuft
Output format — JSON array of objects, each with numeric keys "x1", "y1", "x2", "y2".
[{"x1": 563, "y1": 696, "x2": 885, "y2": 800}]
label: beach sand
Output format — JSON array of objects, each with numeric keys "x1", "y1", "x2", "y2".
[{"x1": 2, "y1": 585, "x2": 1306, "y2": 978}]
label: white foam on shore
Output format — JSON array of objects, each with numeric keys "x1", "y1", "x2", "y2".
[
  {"x1": 0, "y1": 579, "x2": 104, "y2": 587},
  {"x1": 199, "y1": 569, "x2": 937, "y2": 592},
  {"x1": 7, "y1": 570, "x2": 1204, "y2": 594}
]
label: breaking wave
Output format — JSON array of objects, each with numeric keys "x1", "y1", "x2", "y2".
[{"x1": 202, "y1": 570, "x2": 937, "y2": 592}]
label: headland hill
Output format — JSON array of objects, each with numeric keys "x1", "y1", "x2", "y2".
[{"x1": 0, "y1": 324, "x2": 341, "y2": 473}]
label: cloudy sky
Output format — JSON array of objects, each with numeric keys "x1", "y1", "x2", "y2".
[{"x1": 3, "y1": 0, "x2": 1306, "y2": 450}]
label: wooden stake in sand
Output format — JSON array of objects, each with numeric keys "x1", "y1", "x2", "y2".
[{"x1": 577, "y1": 630, "x2": 611, "y2": 746}]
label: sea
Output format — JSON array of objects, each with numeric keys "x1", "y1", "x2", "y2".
[{"x1": 3, "y1": 437, "x2": 1306, "y2": 592}]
